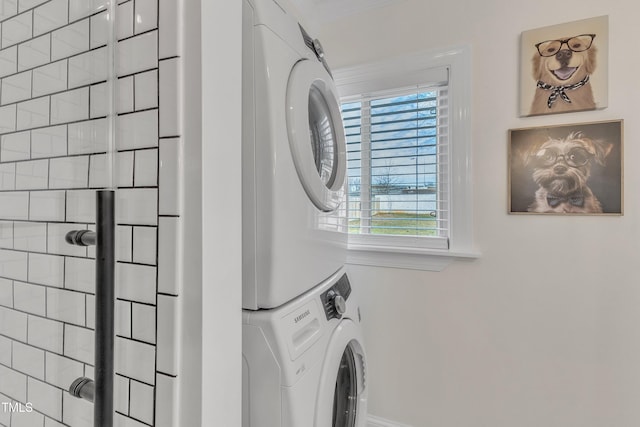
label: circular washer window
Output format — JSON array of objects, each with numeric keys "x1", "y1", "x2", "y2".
[
  {"x1": 286, "y1": 59, "x2": 346, "y2": 212},
  {"x1": 332, "y1": 345, "x2": 358, "y2": 426}
]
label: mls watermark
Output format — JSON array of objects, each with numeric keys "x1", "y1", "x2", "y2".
[{"x1": 1, "y1": 401, "x2": 33, "y2": 413}]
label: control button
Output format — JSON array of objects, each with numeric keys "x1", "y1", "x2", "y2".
[{"x1": 327, "y1": 290, "x2": 346, "y2": 316}]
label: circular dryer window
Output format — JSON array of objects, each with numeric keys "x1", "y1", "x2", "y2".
[
  {"x1": 309, "y1": 83, "x2": 338, "y2": 189},
  {"x1": 286, "y1": 59, "x2": 346, "y2": 212},
  {"x1": 333, "y1": 345, "x2": 358, "y2": 426}
]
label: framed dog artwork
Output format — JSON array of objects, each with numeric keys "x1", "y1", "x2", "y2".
[
  {"x1": 509, "y1": 120, "x2": 623, "y2": 215},
  {"x1": 519, "y1": 16, "x2": 609, "y2": 117}
]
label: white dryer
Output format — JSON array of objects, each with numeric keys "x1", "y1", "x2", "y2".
[
  {"x1": 242, "y1": 0, "x2": 348, "y2": 310},
  {"x1": 243, "y1": 268, "x2": 368, "y2": 427}
]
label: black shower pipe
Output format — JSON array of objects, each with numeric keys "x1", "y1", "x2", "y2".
[{"x1": 66, "y1": 190, "x2": 115, "y2": 427}]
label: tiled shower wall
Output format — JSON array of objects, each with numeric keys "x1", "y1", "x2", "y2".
[{"x1": 0, "y1": 0, "x2": 183, "y2": 426}]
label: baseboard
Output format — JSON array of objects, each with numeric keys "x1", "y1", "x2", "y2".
[{"x1": 368, "y1": 414, "x2": 413, "y2": 427}]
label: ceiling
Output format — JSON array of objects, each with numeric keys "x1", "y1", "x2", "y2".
[{"x1": 288, "y1": 0, "x2": 405, "y2": 25}]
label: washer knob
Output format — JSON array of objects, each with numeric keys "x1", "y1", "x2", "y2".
[{"x1": 327, "y1": 290, "x2": 346, "y2": 316}]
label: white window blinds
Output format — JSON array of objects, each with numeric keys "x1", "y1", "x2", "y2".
[{"x1": 341, "y1": 80, "x2": 450, "y2": 249}]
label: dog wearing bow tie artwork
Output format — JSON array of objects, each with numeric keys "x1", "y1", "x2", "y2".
[
  {"x1": 529, "y1": 34, "x2": 597, "y2": 115},
  {"x1": 524, "y1": 131, "x2": 612, "y2": 213}
]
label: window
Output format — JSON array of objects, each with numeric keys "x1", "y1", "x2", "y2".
[{"x1": 333, "y1": 46, "x2": 476, "y2": 269}]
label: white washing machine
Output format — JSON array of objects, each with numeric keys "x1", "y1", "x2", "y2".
[
  {"x1": 243, "y1": 268, "x2": 368, "y2": 427},
  {"x1": 242, "y1": 0, "x2": 348, "y2": 310}
]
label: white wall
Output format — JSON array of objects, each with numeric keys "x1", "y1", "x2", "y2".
[{"x1": 319, "y1": 1, "x2": 640, "y2": 426}]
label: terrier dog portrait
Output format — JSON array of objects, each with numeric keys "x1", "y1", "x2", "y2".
[
  {"x1": 529, "y1": 34, "x2": 597, "y2": 115},
  {"x1": 523, "y1": 132, "x2": 612, "y2": 213}
]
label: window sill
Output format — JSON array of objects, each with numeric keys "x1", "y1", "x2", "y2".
[{"x1": 346, "y1": 244, "x2": 481, "y2": 272}]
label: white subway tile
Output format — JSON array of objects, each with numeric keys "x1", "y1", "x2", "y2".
[
  {"x1": 134, "y1": 148, "x2": 157, "y2": 187},
  {"x1": 12, "y1": 341, "x2": 44, "y2": 379},
  {"x1": 68, "y1": 118, "x2": 108, "y2": 155},
  {"x1": 133, "y1": 225, "x2": 156, "y2": 265},
  {"x1": 0, "y1": 45, "x2": 17, "y2": 78},
  {"x1": 116, "y1": 262, "x2": 156, "y2": 304},
  {"x1": 90, "y1": 10, "x2": 109, "y2": 49},
  {"x1": 131, "y1": 303, "x2": 155, "y2": 344},
  {"x1": 118, "y1": 30, "x2": 157, "y2": 76},
  {"x1": 66, "y1": 189, "x2": 96, "y2": 223},
  {"x1": 115, "y1": 413, "x2": 150, "y2": 427},
  {"x1": 63, "y1": 324, "x2": 93, "y2": 364},
  {"x1": 158, "y1": 216, "x2": 181, "y2": 295},
  {"x1": 49, "y1": 155, "x2": 89, "y2": 189},
  {"x1": 47, "y1": 223, "x2": 87, "y2": 257},
  {"x1": 45, "y1": 352, "x2": 84, "y2": 390},
  {"x1": 13, "y1": 281, "x2": 45, "y2": 316},
  {"x1": 117, "y1": 0, "x2": 134, "y2": 40},
  {"x1": 0, "y1": 248, "x2": 27, "y2": 280},
  {"x1": 15, "y1": 158, "x2": 49, "y2": 190},
  {"x1": 159, "y1": 0, "x2": 181, "y2": 59},
  {"x1": 62, "y1": 391, "x2": 93, "y2": 427},
  {"x1": 13, "y1": 221, "x2": 46, "y2": 252},
  {"x1": 129, "y1": 380, "x2": 154, "y2": 424},
  {"x1": 0, "y1": 392, "x2": 11, "y2": 425},
  {"x1": 33, "y1": 0, "x2": 68, "y2": 36},
  {"x1": 0, "y1": 104, "x2": 17, "y2": 133},
  {"x1": 28, "y1": 377, "x2": 62, "y2": 420},
  {"x1": 18, "y1": 0, "x2": 47, "y2": 12},
  {"x1": 115, "y1": 337, "x2": 155, "y2": 384},
  {"x1": 69, "y1": 0, "x2": 108, "y2": 21},
  {"x1": 31, "y1": 125, "x2": 67, "y2": 158},
  {"x1": 159, "y1": 138, "x2": 182, "y2": 215},
  {"x1": 114, "y1": 299, "x2": 132, "y2": 338},
  {"x1": 117, "y1": 109, "x2": 158, "y2": 150},
  {"x1": 17, "y1": 33, "x2": 50, "y2": 71},
  {"x1": 1, "y1": 69, "x2": 31, "y2": 104},
  {"x1": 117, "y1": 188, "x2": 157, "y2": 225},
  {"x1": 45, "y1": 416, "x2": 67, "y2": 427},
  {"x1": 47, "y1": 287, "x2": 86, "y2": 325},
  {"x1": 135, "y1": 0, "x2": 157, "y2": 34},
  {"x1": 28, "y1": 252, "x2": 64, "y2": 287},
  {"x1": 0, "y1": 305, "x2": 27, "y2": 340},
  {"x1": 117, "y1": 225, "x2": 132, "y2": 262},
  {"x1": 17, "y1": 96, "x2": 49, "y2": 130},
  {"x1": 51, "y1": 87, "x2": 89, "y2": 125},
  {"x1": 89, "y1": 82, "x2": 107, "y2": 118},
  {"x1": 134, "y1": 71, "x2": 157, "y2": 113},
  {"x1": 88, "y1": 151, "x2": 134, "y2": 188},
  {"x1": 51, "y1": 19, "x2": 89, "y2": 61},
  {"x1": 2, "y1": 11, "x2": 33, "y2": 49},
  {"x1": 0, "y1": 191, "x2": 29, "y2": 219},
  {"x1": 27, "y1": 315, "x2": 63, "y2": 353},
  {"x1": 13, "y1": 408, "x2": 45, "y2": 427},
  {"x1": 69, "y1": 47, "x2": 108, "y2": 89},
  {"x1": 64, "y1": 256, "x2": 94, "y2": 294},
  {"x1": 0, "y1": 335, "x2": 11, "y2": 365},
  {"x1": 0, "y1": 163, "x2": 15, "y2": 190},
  {"x1": 0, "y1": 363, "x2": 27, "y2": 401},
  {"x1": 29, "y1": 190, "x2": 65, "y2": 221},
  {"x1": 0, "y1": 221, "x2": 13, "y2": 248},
  {"x1": 157, "y1": 294, "x2": 179, "y2": 375},
  {"x1": 1, "y1": 130, "x2": 30, "y2": 161},
  {"x1": 115, "y1": 375, "x2": 129, "y2": 414},
  {"x1": 118, "y1": 75, "x2": 134, "y2": 113},
  {"x1": 159, "y1": 58, "x2": 181, "y2": 137},
  {"x1": 32, "y1": 59, "x2": 68, "y2": 97},
  {"x1": 0, "y1": 0, "x2": 18, "y2": 21},
  {"x1": 0, "y1": 277, "x2": 12, "y2": 307}
]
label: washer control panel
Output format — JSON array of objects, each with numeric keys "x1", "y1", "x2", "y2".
[{"x1": 320, "y1": 273, "x2": 352, "y2": 320}]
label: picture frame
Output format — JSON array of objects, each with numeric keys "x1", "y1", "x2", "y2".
[
  {"x1": 519, "y1": 16, "x2": 609, "y2": 117},
  {"x1": 509, "y1": 120, "x2": 623, "y2": 215}
]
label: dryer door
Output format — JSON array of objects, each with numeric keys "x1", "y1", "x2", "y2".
[
  {"x1": 315, "y1": 320, "x2": 368, "y2": 427},
  {"x1": 286, "y1": 59, "x2": 347, "y2": 212}
]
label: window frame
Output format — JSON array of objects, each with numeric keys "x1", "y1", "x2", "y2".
[{"x1": 333, "y1": 45, "x2": 479, "y2": 271}]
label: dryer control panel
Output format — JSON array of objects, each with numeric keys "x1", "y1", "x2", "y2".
[{"x1": 320, "y1": 273, "x2": 351, "y2": 321}]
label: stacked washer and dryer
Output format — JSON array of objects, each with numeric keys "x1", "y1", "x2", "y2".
[{"x1": 241, "y1": 0, "x2": 368, "y2": 426}]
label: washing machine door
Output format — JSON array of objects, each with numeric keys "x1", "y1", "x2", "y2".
[
  {"x1": 286, "y1": 59, "x2": 347, "y2": 212},
  {"x1": 316, "y1": 320, "x2": 368, "y2": 427}
]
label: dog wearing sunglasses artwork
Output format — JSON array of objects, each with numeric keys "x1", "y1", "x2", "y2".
[
  {"x1": 524, "y1": 131, "x2": 612, "y2": 213},
  {"x1": 530, "y1": 34, "x2": 597, "y2": 115}
]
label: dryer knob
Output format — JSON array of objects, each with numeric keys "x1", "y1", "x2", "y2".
[{"x1": 328, "y1": 290, "x2": 346, "y2": 316}]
